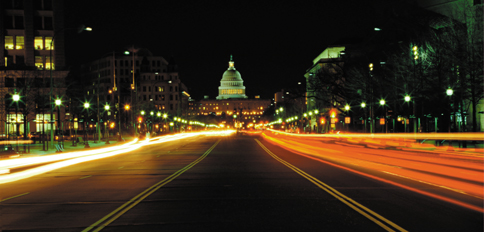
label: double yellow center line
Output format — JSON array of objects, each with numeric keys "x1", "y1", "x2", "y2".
[
  {"x1": 255, "y1": 139, "x2": 407, "y2": 232},
  {"x1": 82, "y1": 139, "x2": 220, "y2": 232}
]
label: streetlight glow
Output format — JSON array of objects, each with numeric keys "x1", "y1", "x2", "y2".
[
  {"x1": 361, "y1": 102, "x2": 366, "y2": 108},
  {"x1": 13, "y1": 94, "x2": 20, "y2": 102},
  {"x1": 55, "y1": 99, "x2": 61, "y2": 106},
  {"x1": 404, "y1": 95, "x2": 411, "y2": 102},
  {"x1": 84, "y1": 102, "x2": 90, "y2": 109},
  {"x1": 446, "y1": 88, "x2": 453, "y2": 96},
  {"x1": 380, "y1": 99, "x2": 386, "y2": 106}
]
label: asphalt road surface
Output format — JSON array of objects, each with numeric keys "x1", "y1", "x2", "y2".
[{"x1": 1, "y1": 133, "x2": 482, "y2": 231}]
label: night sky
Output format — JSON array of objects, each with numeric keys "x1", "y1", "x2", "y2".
[{"x1": 64, "y1": 0, "x2": 381, "y2": 100}]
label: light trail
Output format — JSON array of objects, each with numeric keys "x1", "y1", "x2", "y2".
[
  {"x1": 0, "y1": 130, "x2": 235, "y2": 184},
  {"x1": 266, "y1": 128, "x2": 484, "y2": 141},
  {"x1": 261, "y1": 131, "x2": 484, "y2": 211}
]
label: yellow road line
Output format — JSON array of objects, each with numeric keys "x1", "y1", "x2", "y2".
[
  {"x1": 0, "y1": 192, "x2": 30, "y2": 203},
  {"x1": 80, "y1": 175, "x2": 92, "y2": 180},
  {"x1": 255, "y1": 139, "x2": 407, "y2": 232},
  {"x1": 82, "y1": 139, "x2": 220, "y2": 232}
]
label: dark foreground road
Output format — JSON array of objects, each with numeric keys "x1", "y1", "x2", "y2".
[{"x1": 1, "y1": 133, "x2": 482, "y2": 231}]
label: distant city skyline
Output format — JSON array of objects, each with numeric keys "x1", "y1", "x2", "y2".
[{"x1": 63, "y1": 1, "x2": 395, "y2": 100}]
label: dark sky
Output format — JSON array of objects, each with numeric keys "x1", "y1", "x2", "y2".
[{"x1": 64, "y1": 0, "x2": 380, "y2": 100}]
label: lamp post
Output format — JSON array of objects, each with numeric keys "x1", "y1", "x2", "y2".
[
  {"x1": 380, "y1": 99, "x2": 387, "y2": 133},
  {"x1": 446, "y1": 87, "x2": 454, "y2": 132},
  {"x1": 344, "y1": 104, "x2": 350, "y2": 132},
  {"x1": 13, "y1": 93, "x2": 20, "y2": 152},
  {"x1": 163, "y1": 113, "x2": 168, "y2": 133},
  {"x1": 127, "y1": 47, "x2": 139, "y2": 137},
  {"x1": 361, "y1": 102, "x2": 367, "y2": 132},
  {"x1": 104, "y1": 104, "x2": 110, "y2": 144},
  {"x1": 141, "y1": 110, "x2": 145, "y2": 135},
  {"x1": 404, "y1": 95, "x2": 411, "y2": 133},
  {"x1": 83, "y1": 102, "x2": 90, "y2": 148},
  {"x1": 55, "y1": 98, "x2": 62, "y2": 147}
]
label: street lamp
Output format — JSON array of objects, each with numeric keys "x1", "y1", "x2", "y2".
[
  {"x1": 83, "y1": 102, "x2": 90, "y2": 148},
  {"x1": 13, "y1": 93, "x2": 20, "y2": 152},
  {"x1": 404, "y1": 95, "x2": 411, "y2": 102},
  {"x1": 380, "y1": 99, "x2": 387, "y2": 133},
  {"x1": 55, "y1": 98, "x2": 62, "y2": 147},
  {"x1": 104, "y1": 104, "x2": 110, "y2": 144},
  {"x1": 446, "y1": 88, "x2": 453, "y2": 96}
]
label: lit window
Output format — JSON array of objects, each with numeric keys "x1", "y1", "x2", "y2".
[
  {"x1": 15, "y1": 36, "x2": 24, "y2": 49},
  {"x1": 5, "y1": 36, "x2": 14, "y2": 49},
  {"x1": 45, "y1": 56, "x2": 54, "y2": 70},
  {"x1": 35, "y1": 37, "x2": 43, "y2": 50},
  {"x1": 45, "y1": 37, "x2": 53, "y2": 50},
  {"x1": 35, "y1": 56, "x2": 44, "y2": 70}
]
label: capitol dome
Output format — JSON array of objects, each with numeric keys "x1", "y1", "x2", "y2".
[{"x1": 217, "y1": 55, "x2": 248, "y2": 100}]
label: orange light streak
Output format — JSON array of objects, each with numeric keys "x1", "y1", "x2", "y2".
[{"x1": 262, "y1": 132, "x2": 484, "y2": 212}]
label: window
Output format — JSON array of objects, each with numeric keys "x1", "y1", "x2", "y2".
[
  {"x1": 170, "y1": 104, "x2": 173, "y2": 110},
  {"x1": 34, "y1": 16, "x2": 42, "y2": 29},
  {"x1": 170, "y1": 95, "x2": 173, "y2": 100},
  {"x1": 4, "y1": 16, "x2": 13, "y2": 29},
  {"x1": 5, "y1": 78, "x2": 14, "y2": 87},
  {"x1": 143, "y1": 95, "x2": 146, "y2": 101},
  {"x1": 15, "y1": 36, "x2": 24, "y2": 49},
  {"x1": 176, "y1": 95, "x2": 178, "y2": 100},
  {"x1": 148, "y1": 86, "x2": 151, "y2": 92},
  {"x1": 170, "y1": 86, "x2": 173, "y2": 91},
  {"x1": 45, "y1": 56, "x2": 54, "y2": 70},
  {"x1": 45, "y1": 37, "x2": 53, "y2": 50},
  {"x1": 35, "y1": 37, "x2": 43, "y2": 50},
  {"x1": 143, "y1": 86, "x2": 146, "y2": 92},
  {"x1": 35, "y1": 56, "x2": 44, "y2": 70},
  {"x1": 44, "y1": 17, "x2": 53, "y2": 30},
  {"x1": 161, "y1": 95, "x2": 165, "y2": 101},
  {"x1": 14, "y1": 16, "x2": 24, "y2": 29},
  {"x1": 175, "y1": 86, "x2": 178, "y2": 92},
  {"x1": 5, "y1": 36, "x2": 14, "y2": 49}
]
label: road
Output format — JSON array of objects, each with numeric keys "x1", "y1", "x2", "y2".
[{"x1": 0, "y1": 133, "x2": 482, "y2": 231}]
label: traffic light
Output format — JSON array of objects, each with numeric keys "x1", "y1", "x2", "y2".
[
  {"x1": 330, "y1": 110, "x2": 337, "y2": 118},
  {"x1": 138, "y1": 117, "x2": 143, "y2": 123},
  {"x1": 320, "y1": 117, "x2": 326, "y2": 124}
]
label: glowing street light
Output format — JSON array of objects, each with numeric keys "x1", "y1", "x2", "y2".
[
  {"x1": 344, "y1": 104, "x2": 350, "y2": 111},
  {"x1": 380, "y1": 99, "x2": 386, "y2": 106},
  {"x1": 361, "y1": 102, "x2": 366, "y2": 108},
  {"x1": 104, "y1": 104, "x2": 110, "y2": 111},
  {"x1": 446, "y1": 88, "x2": 453, "y2": 96},
  {"x1": 404, "y1": 95, "x2": 411, "y2": 102}
]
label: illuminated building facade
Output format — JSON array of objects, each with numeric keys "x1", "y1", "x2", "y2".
[
  {"x1": 216, "y1": 56, "x2": 247, "y2": 100},
  {"x1": 0, "y1": 0, "x2": 67, "y2": 136},
  {"x1": 195, "y1": 56, "x2": 270, "y2": 128},
  {"x1": 81, "y1": 48, "x2": 189, "y2": 125}
]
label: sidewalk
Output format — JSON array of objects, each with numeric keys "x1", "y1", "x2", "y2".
[{"x1": 13, "y1": 136, "x2": 134, "y2": 158}]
